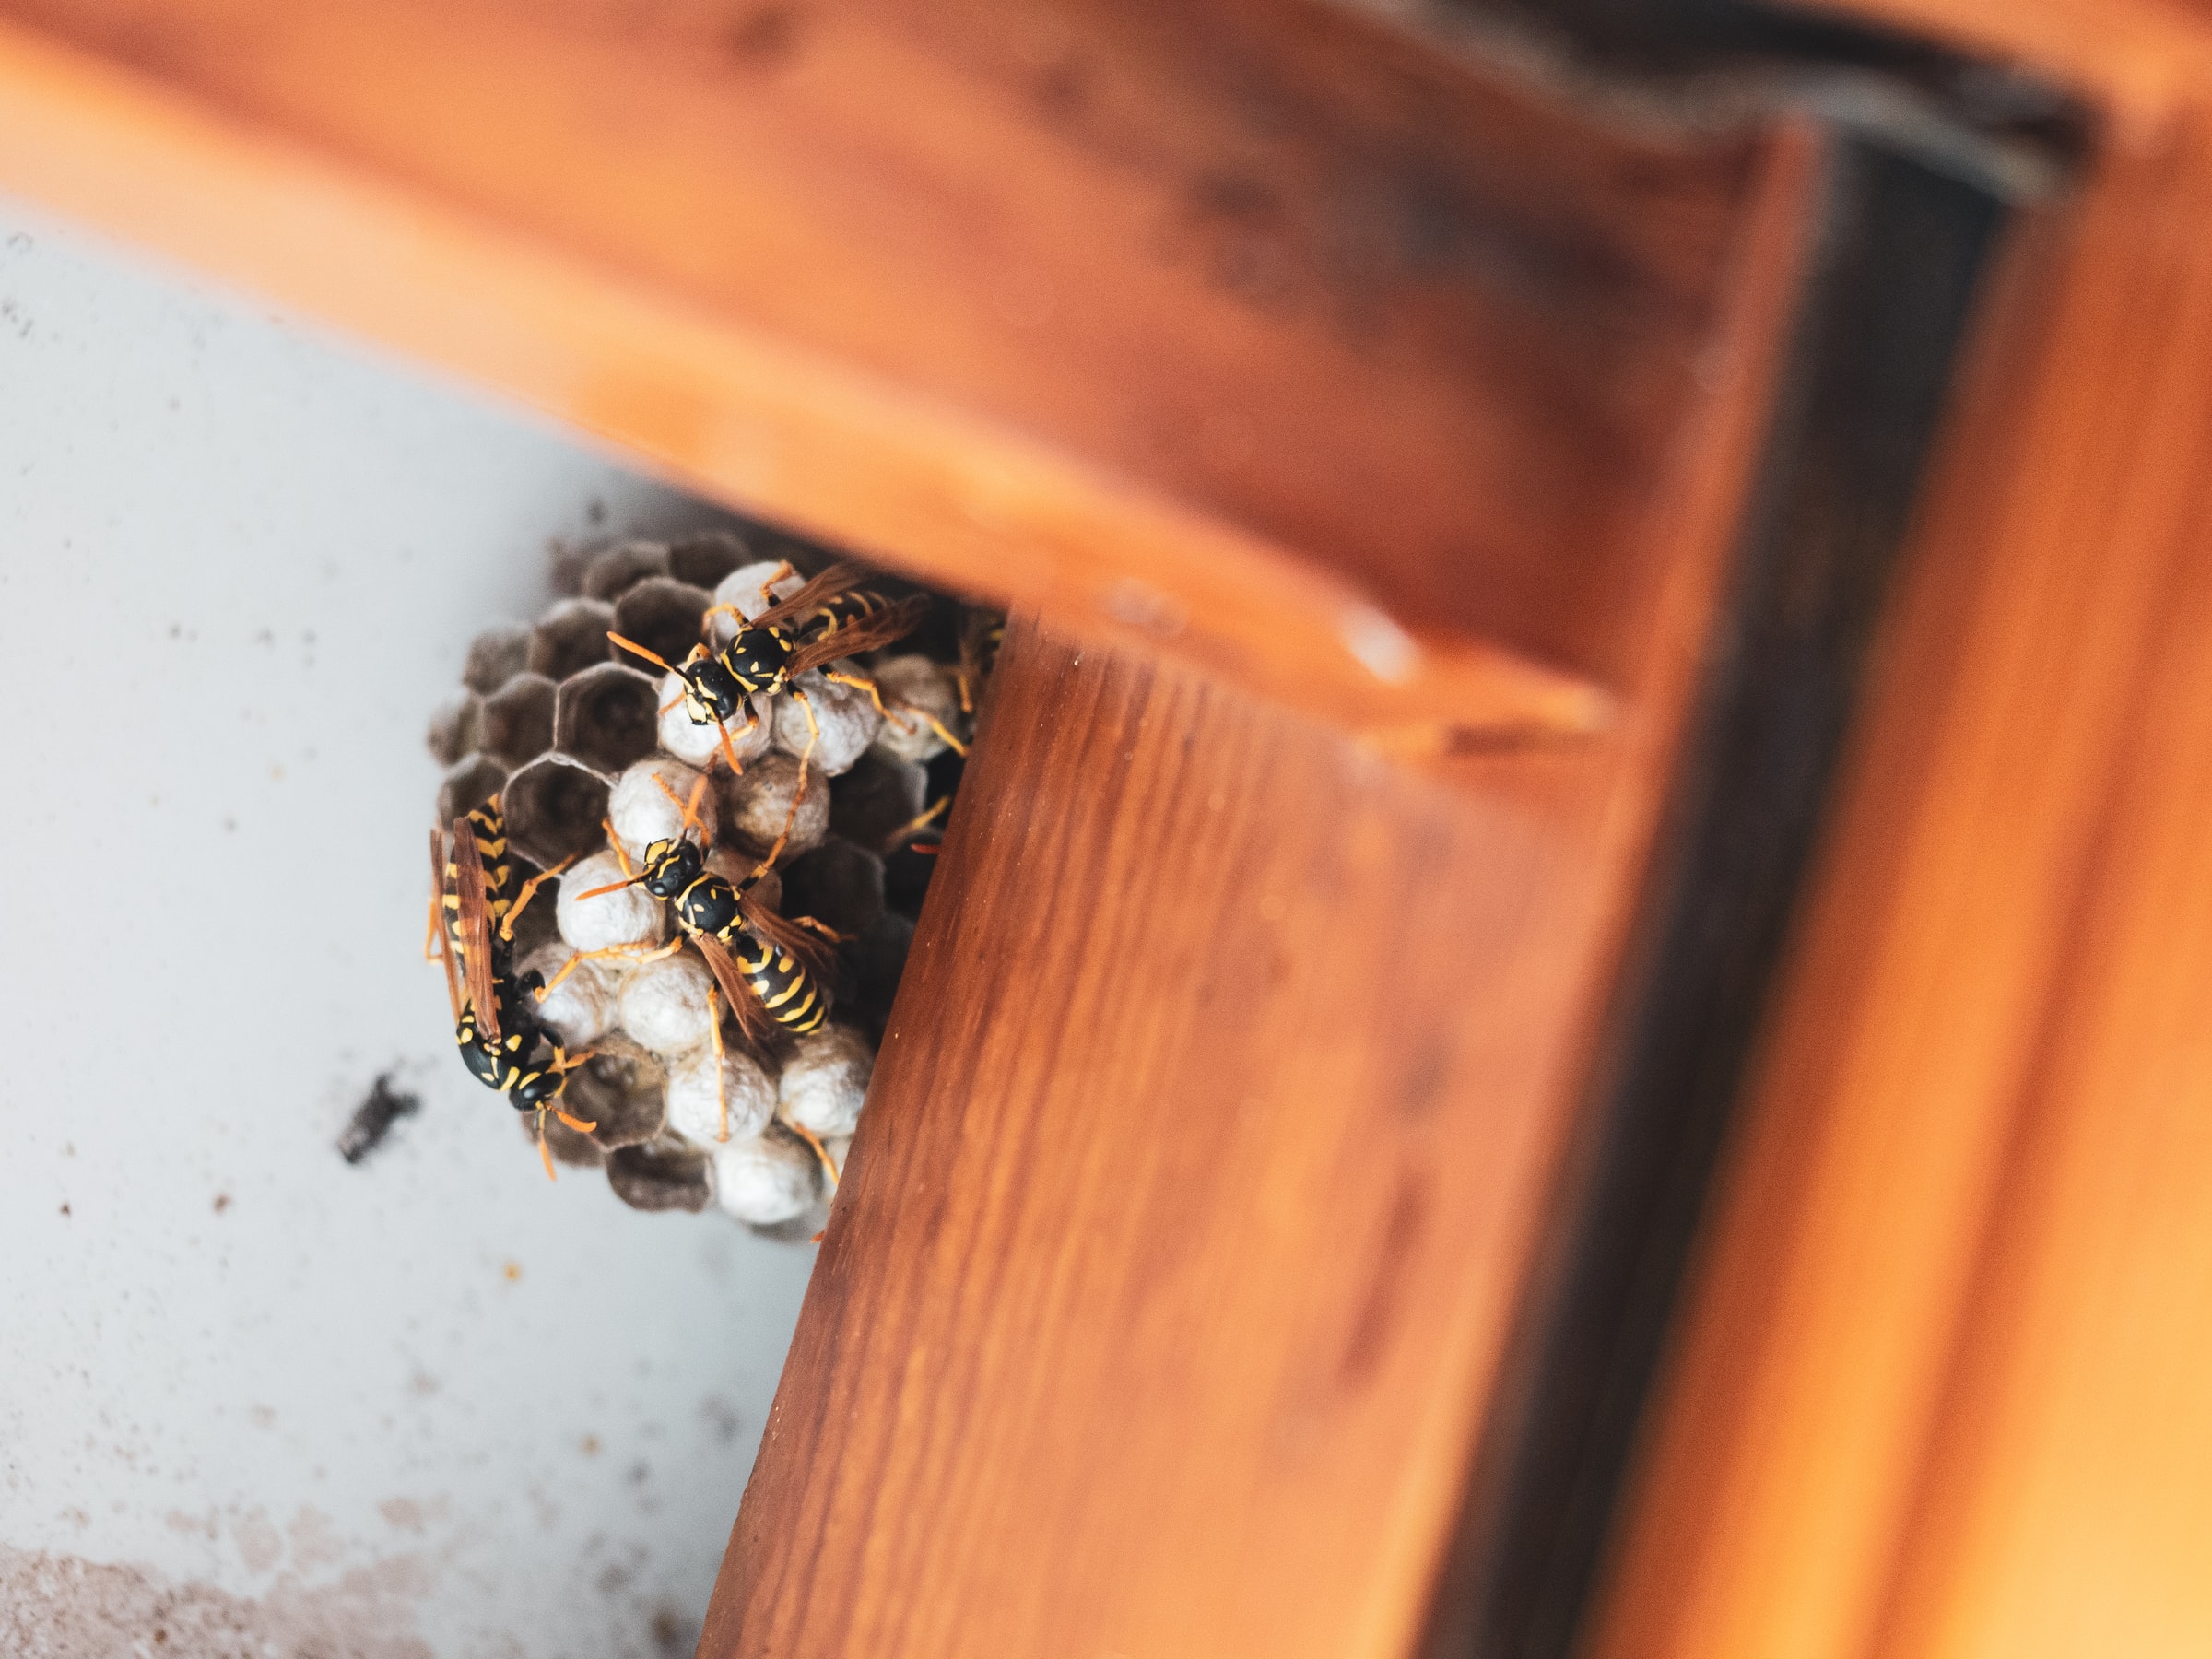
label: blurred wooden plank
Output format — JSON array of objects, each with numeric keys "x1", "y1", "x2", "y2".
[
  {"x1": 1586, "y1": 15, "x2": 2212, "y2": 1656},
  {"x1": 0, "y1": 0, "x2": 1779, "y2": 736},
  {"x1": 1872, "y1": 180, "x2": 2212, "y2": 1650},
  {"x1": 703, "y1": 124, "x2": 1825, "y2": 1659}
]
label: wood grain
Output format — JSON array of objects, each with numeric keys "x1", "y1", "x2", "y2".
[
  {"x1": 1587, "y1": 6, "x2": 2212, "y2": 1655},
  {"x1": 703, "y1": 122, "x2": 1822, "y2": 1659},
  {"x1": 712, "y1": 629, "x2": 1665, "y2": 1659},
  {"x1": 0, "y1": 0, "x2": 1775, "y2": 735}
]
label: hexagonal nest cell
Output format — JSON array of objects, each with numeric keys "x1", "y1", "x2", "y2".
[{"x1": 423, "y1": 524, "x2": 1001, "y2": 1239}]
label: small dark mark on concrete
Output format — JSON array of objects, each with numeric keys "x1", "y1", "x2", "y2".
[
  {"x1": 58, "y1": 1203, "x2": 69, "y2": 1218},
  {"x1": 212, "y1": 1194, "x2": 230, "y2": 1214},
  {"x1": 339, "y1": 1073, "x2": 419, "y2": 1164}
]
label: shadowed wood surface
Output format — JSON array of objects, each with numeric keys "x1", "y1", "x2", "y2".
[
  {"x1": 1587, "y1": 4, "x2": 2212, "y2": 1654},
  {"x1": 700, "y1": 115, "x2": 1823, "y2": 1659},
  {"x1": 0, "y1": 0, "x2": 1783, "y2": 735},
  {"x1": 707, "y1": 625, "x2": 1665, "y2": 1659}
]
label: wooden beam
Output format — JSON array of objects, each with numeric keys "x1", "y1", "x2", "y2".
[
  {"x1": 704, "y1": 121, "x2": 1821, "y2": 1658},
  {"x1": 1586, "y1": 9, "x2": 2212, "y2": 1654},
  {"x1": 0, "y1": 0, "x2": 1771, "y2": 736}
]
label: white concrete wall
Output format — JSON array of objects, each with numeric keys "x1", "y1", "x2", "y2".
[{"x1": 0, "y1": 195, "x2": 813, "y2": 1657}]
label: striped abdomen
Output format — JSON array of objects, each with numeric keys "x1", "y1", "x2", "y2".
[
  {"x1": 801, "y1": 587, "x2": 903, "y2": 645},
  {"x1": 734, "y1": 925, "x2": 828, "y2": 1035},
  {"x1": 443, "y1": 803, "x2": 518, "y2": 968}
]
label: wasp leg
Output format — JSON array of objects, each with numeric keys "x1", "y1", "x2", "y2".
[
  {"x1": 651, "y1": 765, "x2": 718, "y2": 841},
  {"x1": 708, "y1": 984, "x2": 730, "y2": 1142},
  {"x1": 423, "y1": 888, "x2": 444, "y2": 962},
  {"x1": 535, "y1": 937, "x2": 682, "y2": 997},
  {"x1": 535, "y1": 1110, "x2": 558, "y2": 1182},
  {"x1": 788, "y1": 914, "x2": 851, "y2": 945},
  {"x1": 500, "y1": 853, "x2": 576, "y2": 942},
  {"x1": 602, "y1": 821, "x2": 640, "y2": 881},
  {"x1": 886, "y1": 696, "x2": 971, "y2": 759},
  {"x1": 827, "y1": 665, "x2": 966, "y2": 758},
  {"x1": 757, "y1": 561, "x2": 796, "y2": 608},
  {"x1": 821, "y1": 667, "x2": 889, "y2": 718},
  {"x1": 700, "y1": 563, "x2": 795, "y2": 635},
  {"x1": 787, "y1": 1120, "x2": 841, "y2": 1193},
  {"x1": 879, "y1": 795, "x2": 951, "y2": 854},
  {"x1": 745, "y1": 688, "x2": 821, "y2": 879}
]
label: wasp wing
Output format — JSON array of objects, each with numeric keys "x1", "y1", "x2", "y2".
[
  {"x1": 693, "y1": 932, "x2": 776, "y2": 1047},
  {"x1": 750, "y1": 561, "x2": 869, "y2": 634},
  {"x1": 430, "y1": 828, "x2": 464, "y2": 1023},
  {"x1": 787, "y1": 594, "x2": 930, "y2": 677},
  {"x1": 449, "y1": 815, "x2": 503, "y2": 1041}
]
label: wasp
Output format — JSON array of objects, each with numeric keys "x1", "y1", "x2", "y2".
[
  {"x1": 429, "y1": 830, "x2": 594, "y2": 1179},
  {"x1": 606, "y1": 561, "x2": 944, "y2": 776},
  {"x1": 545, "y1": 771, "x2": 841, "y2": 1139},
  {"x1": 952, "y1": 605, "x2": 1006, "y2": 718},
  {"x1": 427, "y1": 799, "x2": 569, "y2": 1043}
]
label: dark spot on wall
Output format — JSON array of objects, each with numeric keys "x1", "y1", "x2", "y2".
[
  {"x1": 651, "y1": 1604, "x2": 699, "y2": 1653},
  {"x1": 339, "y1": 1074, "x2": 419, "y2": 1165}
]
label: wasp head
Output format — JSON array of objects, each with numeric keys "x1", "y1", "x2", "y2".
[
  {"x1": 638, "y1": 837, "x2": 704, "y2": 899},
  {"x1": 670, "y1": 649, "x2": 749, "y2": 726},
  {"x1": 512, "y1": 1066, "x2": 564, "y2": 1111}
]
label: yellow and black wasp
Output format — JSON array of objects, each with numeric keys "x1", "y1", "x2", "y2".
[
  {"x1": 606, "y1": 561, "x2": 935, "y2": 776},
  {"x1": 427, "y1": 798, "x2": 569, "y2": 1044},
  {"x1": 544, "y1": 770, "x2": 841, "y2": 1144},
  {"x1": 429, "y1": 832, "x2": 596, "y2": 1179}
]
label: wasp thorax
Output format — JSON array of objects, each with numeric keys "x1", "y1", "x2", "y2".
[{"x1": 721, "y1": 623, "x2": 796, "y2": 695}]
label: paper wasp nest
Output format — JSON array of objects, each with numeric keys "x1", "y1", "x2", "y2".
[{"x1": 427, "y1": 528, "x2": 994, "y2": 1238}]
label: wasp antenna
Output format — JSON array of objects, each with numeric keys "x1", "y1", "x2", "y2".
[
  {"x1": 574, "y1": 877, "x2": 641, "y2": 901},
  {"x1": 607, "y1": 630, "x2": 677, "y2": 674}
]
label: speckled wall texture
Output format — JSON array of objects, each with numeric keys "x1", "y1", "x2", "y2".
[{"x1": 0, "y1": 196, "x2": 815, "y2": 1658}]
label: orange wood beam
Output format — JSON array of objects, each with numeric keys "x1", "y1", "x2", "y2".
[
  {"x1": 1588, "y1": 7, "x2": 2212, "y2": 1654},
  {"x1": 0, "y1": 0, "x2": 1775, "y2": 740},
  {"x1": 705, "y1": 123, "x2": 1823, "y2": 1659}
]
